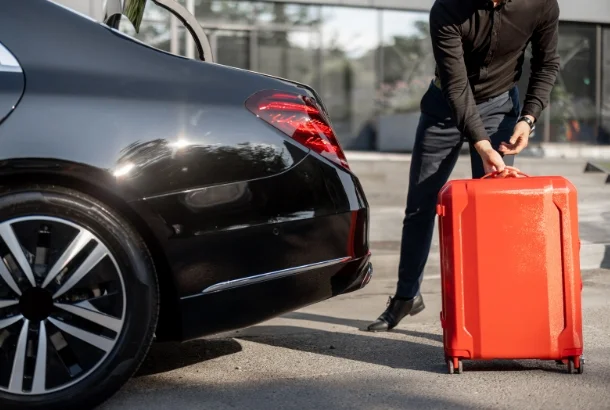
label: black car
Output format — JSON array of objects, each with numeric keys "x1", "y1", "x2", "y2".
[{"x1": 0, "y1": 1, "x2": 371, "y2": 409}]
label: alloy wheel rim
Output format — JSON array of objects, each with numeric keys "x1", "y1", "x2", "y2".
[{"x1": 0, "y1": 216, "x2": 126, "y2": 395}]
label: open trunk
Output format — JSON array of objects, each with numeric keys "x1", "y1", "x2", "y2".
[{"x1": 103, "y1": 0, "x2": 214, "y2": 63}]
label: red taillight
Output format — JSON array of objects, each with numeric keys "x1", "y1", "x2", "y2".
[{"x1": 246, "y1": 90, "x2": 349, "y2": 169}]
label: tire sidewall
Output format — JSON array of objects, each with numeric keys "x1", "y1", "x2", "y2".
[{"x1": 0, "y1": 188, "x2": 158, "y2": 410}]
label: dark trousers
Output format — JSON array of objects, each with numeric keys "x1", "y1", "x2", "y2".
[{"x1": 396, "y1": 81, "x2": 521, "y2": 299}]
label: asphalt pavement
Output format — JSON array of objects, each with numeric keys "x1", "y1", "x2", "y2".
[{"x1": 102, "y1": 154, "x2": 610, "y2": 410}]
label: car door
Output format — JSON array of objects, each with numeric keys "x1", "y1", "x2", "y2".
[{"x1": 0, "y1": 41, "x2": 24, "y2": 125}]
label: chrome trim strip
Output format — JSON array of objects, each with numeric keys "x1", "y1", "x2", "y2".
[
  {"x1": 200, "y1": 256, "x2": 351, "y2": 295},
  {"x1": 0, "y1": 66, "x2": 22, "y2": 73},
  {"x1": 360, "y1": 263, "x2": 373, "y2": 289},
  {"x1": 0, "y1": 42, "x2": 21, "y2": 73}
]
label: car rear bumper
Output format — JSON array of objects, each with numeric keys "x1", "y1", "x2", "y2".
[
  {"x1": 140, "y1": 153, "x2": 370, "y2": 298},
  {"x1": 139, "y1": 153, "x2": 371, "y2": 342},
  {"x1": 177, "y1": 251, "x2": 372, "y2": 341}
]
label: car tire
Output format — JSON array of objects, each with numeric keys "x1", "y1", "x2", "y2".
[{"x1": 0, "y1": 185, "x2": 159, "y2": 410}]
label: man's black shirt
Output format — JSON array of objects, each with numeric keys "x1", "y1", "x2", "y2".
[{"x1": 429, "y1": 0, "x2": 560, "y2": 143}]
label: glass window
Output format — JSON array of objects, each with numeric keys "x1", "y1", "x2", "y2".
[
  {"x1": 601, "y1": 27, "x2": 610, "y2": 144},
  {"x1": 191, "y1": 2, "x2": 321, "y2": 85},
  {"x1": 254, "y1": 4, "x2": 322, "y2": 87},
  {"x1": 320, "y1": 7, "x2": 379, "y2": 149},
  {"x1": 515, "y1": 44, "x2": 549, "y2": 141},
  {"x1": 210, "y1": 30, "x2": 251, "y2": 69},
  {"x1": 191, "y1": 1, "x2": 254, "y2": 67},
  {"x1": 257, "y1": 30, "x2": 321, "y2": 87},
  {"x1": 549, "y1": 23, "x2": 598, "y2": 143},
  {"x1": 193, "y1": 0, "x2": 256, "y2": 26},
  {"x1": 118, "y1": 1, "x2": 176, "y2": 53},
  {"x1": 517, "y1": 23, "x2": 599, "y2": 143},
  {"x1": 254, "y1": 3, "x2": 320, "y2": 26},
  {"x1": 373, "y1": 10, "x2": 434, "y2": 151},
  {"x1": 379, "y1": 11, "x2": 434, "y2": 115}
]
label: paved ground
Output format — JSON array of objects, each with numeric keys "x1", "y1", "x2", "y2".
[{"x1": 102, "y1": 155, "x2": 610, "y2": 410}]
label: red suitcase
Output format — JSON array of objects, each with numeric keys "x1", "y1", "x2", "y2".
[{"x1": 437, "y1": 168, "x2": 584, "y2": 374}]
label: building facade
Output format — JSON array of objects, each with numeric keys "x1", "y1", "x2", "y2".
[{"x1": 58, "y1": 0, "x2": 610, "y2": 150}]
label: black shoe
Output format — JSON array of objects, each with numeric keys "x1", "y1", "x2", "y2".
[{"x1": 366, "y1": 294, "x2": 425, "y2": 332}]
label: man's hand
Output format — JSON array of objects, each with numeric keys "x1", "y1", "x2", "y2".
[
  {"x1": 499, "y1": 115, "x2": 534, "y2": 155},
  {"x1": 474, "y1": 140, "x2": 508, "y2": 176}
]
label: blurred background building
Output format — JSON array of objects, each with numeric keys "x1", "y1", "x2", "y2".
[{"x1": 58, "y1": 0, "x2": 610, "y2": 151}]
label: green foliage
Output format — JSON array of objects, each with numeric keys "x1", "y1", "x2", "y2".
[
  {"x1": 377, "y1": 21, "x2": 434, "y2": 114},
  {"x1": 549, "y1": 83, "x2": 576, "y2": 126}
]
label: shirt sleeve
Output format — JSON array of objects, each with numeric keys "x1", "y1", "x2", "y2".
[
  {"x1": 521, "y1": 0, "x2": 561, "y2": 120},
  {"x1": 429, "y1": 2, "x2": 489, "y2": 143}
]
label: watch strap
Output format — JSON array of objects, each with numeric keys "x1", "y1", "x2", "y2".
[{"x1": 518, "y1": 116, "x2": 535, "y2": 129}]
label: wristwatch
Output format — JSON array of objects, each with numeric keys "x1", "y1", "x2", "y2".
[{"x1": 518, "y1": 116, "x2": 536, "y2": 133}]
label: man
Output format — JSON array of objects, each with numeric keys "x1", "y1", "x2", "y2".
[{"x1": 367, "y1": 0, "x2": 560, "y2": 332}]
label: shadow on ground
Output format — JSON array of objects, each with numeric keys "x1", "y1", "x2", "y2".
[
  {"x1": 239, "y1": 324, "x2": 569, "y2": 375},
  {"x1": 136, "y1": 339, "x2": 242, "y2": 377},
  {"x1": 104, "y1": 375, "x2": 476, "y2": 410},
  {"x1": 104, "y1": 311, "x2": 610, "y2": 410},
  {"x1": 277, "y1": 312, "x2": 575, "y2": 373},
  {"x1": 134, "y1": 311, "x2": 573, "y2": 379},
  {"x1": 283, "y1": 311, "x2": 443, "y2": 343}
]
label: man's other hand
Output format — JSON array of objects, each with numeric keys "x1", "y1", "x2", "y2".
[
  {"x1": 474, "y1": 140, "x2": 509, "y2": 176},
  {"x1": 499, "y1": 116, "x2": 534, "y2": 155}
]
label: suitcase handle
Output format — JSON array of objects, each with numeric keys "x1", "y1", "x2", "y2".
[{"x1": 482, "y1": 166, "x2": 530, "y2": 179}]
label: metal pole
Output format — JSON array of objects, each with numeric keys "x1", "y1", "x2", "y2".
[
  {"x1": 318, "y1": 6, "x2": 324, "y2": 97},
  {"x1": 377, "y1": 9, "x2": 384, "y2": 101},
  {"x1": 595, "y1": 25, "x2": 603, "y2": 141},
  {"x1": 185, "y1": 0, "x2": 195, "y2": 59},
  {"x1": 543, "y1": 106, "x2": 551, "y2": 142},
  {"x1": 170, "y1": 15, "x2": 179, "y2": 55},
  {"x1": 250, "y1": 29, "x2": 259, "y2": 72},
  {"x1": 210, "y1": 32, "x2": 218, "y2": 63},
  {"x1": 91, "y1": 0, "x2": 104, "y2": 21}
]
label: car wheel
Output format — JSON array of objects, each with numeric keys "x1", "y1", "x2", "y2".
[{"x1": 0, "y1": 185, "x2": 159, "y2": 410}]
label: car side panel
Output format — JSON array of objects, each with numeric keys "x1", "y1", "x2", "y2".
[
  {"x1": 0, "y1": 0, "x2": 310, "y2": 200},
  {"x1": 179, "y1": 255, "x2": 372, "y2": 341},
  {"x1": 0, "y1": 1, "x2": 373, "y2": 343},
  {"x1": 0, "y1": 71, "x2": 23, "y2": 124},
  {"x1": 137, "y1": 154, "x2": 369, "y2": 297}
]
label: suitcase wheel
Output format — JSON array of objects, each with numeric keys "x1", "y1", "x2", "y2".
[
  {"x1": 447, "y1": 358, "x2": 463, "y2": 375},
  {"x1": 567, "y1": 356, "x2": 585, "y2": 374}
]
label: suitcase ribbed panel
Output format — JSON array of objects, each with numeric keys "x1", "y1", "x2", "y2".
[{"x1": 438, "y1": 175, "x2": 583, "y2": 364}]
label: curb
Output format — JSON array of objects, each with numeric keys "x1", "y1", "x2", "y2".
[
  {"x1": 345, "y1": 151, "x2": 412, "y2": 162},
  {"x1": 345, "y1": 144, "x2": 610, "y2": 161},
  {"x1": 534, "y1": 143, "x2": 610, "y2": 160},
  {"x1": 580, "y1": 243, "x2": 609, "y2": 270},
  {"x1": 370, "y1": 243, "x2": 608, "y2": 271}
]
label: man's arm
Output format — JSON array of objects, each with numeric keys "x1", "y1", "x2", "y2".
[
  {"x1": 429, "y1": 2, "x2": 488, "y2": 144},
  {"x1": 521, "y1": 0, "x2": 561, "y2": 121}
]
